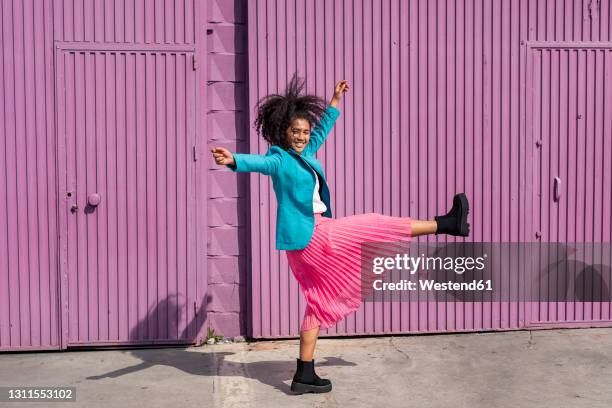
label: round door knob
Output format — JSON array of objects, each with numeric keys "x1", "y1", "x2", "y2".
[{"x1": 87, "y1": 193, "x2": 101, "y2": 206}]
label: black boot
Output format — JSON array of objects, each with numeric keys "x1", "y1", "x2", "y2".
[
  {"x1": 290, "y1": 358, "x2": 332, "y2": 394},
  {"x1": 435, "y1": 193, "x2": 470, "y2": 237}
]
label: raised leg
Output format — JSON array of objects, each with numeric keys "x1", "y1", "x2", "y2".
[
  {"x1": 410, "y1": 219, "x2": 438, "y2": 237},
  {"x1": 410, "y1": 193, "x2": 471, "y2": 237}
]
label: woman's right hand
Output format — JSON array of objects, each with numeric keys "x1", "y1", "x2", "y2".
[{"x1": 211, "y1": 147, "x2": 235, "y2": 166}]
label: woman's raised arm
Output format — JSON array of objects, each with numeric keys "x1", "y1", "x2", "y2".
[
  {"x1": 304, "y1": 80, "x2": 350, "y2": 155},
  {"x1": 211, "y1": 146, "x2": 282, "y2": 176},
  {"x1": 329, "y1": 79, "x2": 349, "y2": 109}
]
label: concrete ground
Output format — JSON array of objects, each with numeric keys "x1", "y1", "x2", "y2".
[{"x1": 1, "y1": 328, "x2": 611, "y2": 408}]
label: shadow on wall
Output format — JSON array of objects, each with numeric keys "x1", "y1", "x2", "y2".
[
  {"x1": 233, "y1": 66, "x2": 251, "y2": 341},
  {"x1": 226, "y1": 17, "x2": 252, "y2": 338},
  {"x1": 125, "y1": 294, "x2": 213, "y2": 344}
]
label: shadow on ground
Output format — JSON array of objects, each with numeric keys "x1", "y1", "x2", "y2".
[
  {"x1": 86, "y1": 349, "x2": 355, "y2": 395},
  {"x1": 80, "y1": 293, "x2": 355, "y2": 394}
]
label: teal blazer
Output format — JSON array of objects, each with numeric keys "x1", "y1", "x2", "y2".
[{"x1": 227, "y1": 105, "x2": 340, "y2": 250}]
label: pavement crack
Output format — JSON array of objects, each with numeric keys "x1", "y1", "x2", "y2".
[
  {"x1": 389, "y1": 337, "x2": 411, "y2": 361},
  {"x1": 527, "y1": 330, "x2": 536, "y2": 349}
]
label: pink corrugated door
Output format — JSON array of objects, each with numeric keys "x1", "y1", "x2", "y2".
[
  {"x1": 55, "y1": 47, "x2": 200, "y2": 347},
  {"x1": 525, "y1": 43, "x2": 612, "y2": 328},
  {"x1": 246, "y1": 1, "x2": 612, "y2": 339},
  {"x1": 246, "y1": 0, "x2": 531, "y2": 338}
]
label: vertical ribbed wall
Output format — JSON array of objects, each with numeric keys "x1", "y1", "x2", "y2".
[
  {"x1": 53, "y1": 0, "x2": 196, "y2": 44},
  {"x1": 526, "y1": 45, "x2": 612, "y2": 324},
  {"x1": 55, "y1": 49, "x2": 199, "y2": 346},
  {"x1": 2, "y1": 0, "x2": 611, "y2": 348},
  {"x1": 528, "y1": 46, "x2": 612, "y2": 243},
  {"x1": 1, "y1": 0, "x2": 208, "y2": 351},
  {"x1": 0, "y1": 0, "x2": 60, "y2": 350},
  {"x1": 246, "y1": 0, "x2": 612, "y2": 338}
]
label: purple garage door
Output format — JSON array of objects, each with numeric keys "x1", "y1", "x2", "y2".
[
  {"x1": 55, "y1": 46, "x2": 200, "y2": 347},
  {"x1": 245, "y1": 0, "x2": 612, "y2": 338},
  {"x1": 1, "y1": 0, "x2": 205, "y2": 351},
  {"x1": 525, "y1": 44, "x2": 612, "y2": 327}
]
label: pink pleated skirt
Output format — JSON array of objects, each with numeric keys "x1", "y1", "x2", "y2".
[{"x1": 285, "y1": 212, "x2": 413, "y2": 332}]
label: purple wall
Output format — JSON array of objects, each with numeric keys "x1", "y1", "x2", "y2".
[
  {"x1": 0, "y1": 0, "x2": 59, "y2": 351},
  {"x1": 1, "y1": 0, "x2": 611, "y2": 351},
  {"x1": 205, "y1": 0, "x2": 251, "y2": 338},
  {"x1": 0, "y1": 0, "x2": 218, "y2": 351},
  {"x1": 245, "y1": 0, "x2": 612, "y2": 338},
  {"x1": 55, "y1": 48, "x2": 200, "y2": 347},
  {"x1": 526, "y1": 44, "x2": 612, "y2": 323}
]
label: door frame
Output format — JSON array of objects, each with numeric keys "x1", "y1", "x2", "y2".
[
  {"x1": 54, "y1": 42, "x2": 205, "y2": 348},
  {"x1": 523, "y1": 41, "x2": 612, "y2": 328}
]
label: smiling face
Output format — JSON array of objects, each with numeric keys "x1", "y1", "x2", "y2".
[{"x1": 285, "y1": 117, "x2": 312, "y2": 154}]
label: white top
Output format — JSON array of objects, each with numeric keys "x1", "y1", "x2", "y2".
[{"x1": 311, "y1": 168, "x2": 327, "y2": 214}]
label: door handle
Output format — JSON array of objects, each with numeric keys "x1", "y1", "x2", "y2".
[
  {"x1": 553, "y1": 177, "x2": 562, "y2": 202},
  {"x1": 87, "y1": 193, "x2": 101, "y2": 206}
]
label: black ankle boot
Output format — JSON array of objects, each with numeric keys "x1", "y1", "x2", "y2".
[
  {"x1": 290, "y1": 358, "x2": 332, "y2": 394},
  {"x1": 435, "y1": 193, "x2": 470, "y2": 237}
]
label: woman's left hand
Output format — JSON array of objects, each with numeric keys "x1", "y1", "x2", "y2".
[{"x1": 330, "y1": 80, "x2": 349, "y2": 107}]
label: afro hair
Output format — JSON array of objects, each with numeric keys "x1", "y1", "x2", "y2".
[{"x1": 253, "y1": 72, "x2": 328, "y2": 149}]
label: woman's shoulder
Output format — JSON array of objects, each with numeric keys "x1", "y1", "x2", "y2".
[
  {"x1": 264, "y1": 145, "x2": 293, "y2": 158},
  {"x1": 266, "y1": 145, "x2": 285, "y2": 154}
]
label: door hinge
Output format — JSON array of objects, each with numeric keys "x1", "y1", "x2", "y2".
[
  {"x1": 192, "y1": 145, "x2": 198, "y2": 161},
  {"x1": 192, "y1": 54, "x2": 197, "y2": 70}
]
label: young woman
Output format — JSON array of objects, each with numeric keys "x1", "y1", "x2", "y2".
[{"x1": 211, "y1": 73, "x2": 470, "y2": 394}]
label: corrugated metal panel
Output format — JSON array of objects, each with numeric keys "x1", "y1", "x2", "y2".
[
  {"x1": 1, "y1": 0, "x2": 208, "y2": 351},
  {"x1": 246, "y1": 0, "x2": 612, "y2": 338},
  {"x1": 55, "y1": 49, "x2": 199, "y2": 346},
  {"x1": 0, "y1": 0, "x2": 60, "y2": 351},
  {"x1": 526, "y1": 44, "x2": 612, "y2": 326},
  {"x1": 53, "y1": 0, "x2": 196, "y2": 44}
]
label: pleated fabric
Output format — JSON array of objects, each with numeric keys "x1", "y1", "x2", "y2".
[{"x1": 286, "y1": 213, "x2": 413, "y2": 331}]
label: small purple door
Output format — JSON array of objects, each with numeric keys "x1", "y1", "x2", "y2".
[
  {"x1": 55, "y1": 46, "x2": 200, "y2": 347},
  {"x1": 525, "y1": 44, "x2": 612, "y2": 327}
]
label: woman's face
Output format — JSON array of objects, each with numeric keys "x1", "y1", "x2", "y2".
[{"x1": 285, "y1": 117, "x2": 311, "y2": 154}]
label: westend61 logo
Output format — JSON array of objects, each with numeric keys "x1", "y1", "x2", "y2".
[
  {"x1": 372, "y1": 253, "x2": 488, "y2": 275},
  {"x1": 370, "y1": 253, "x2": 491, "y2": 293}
]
